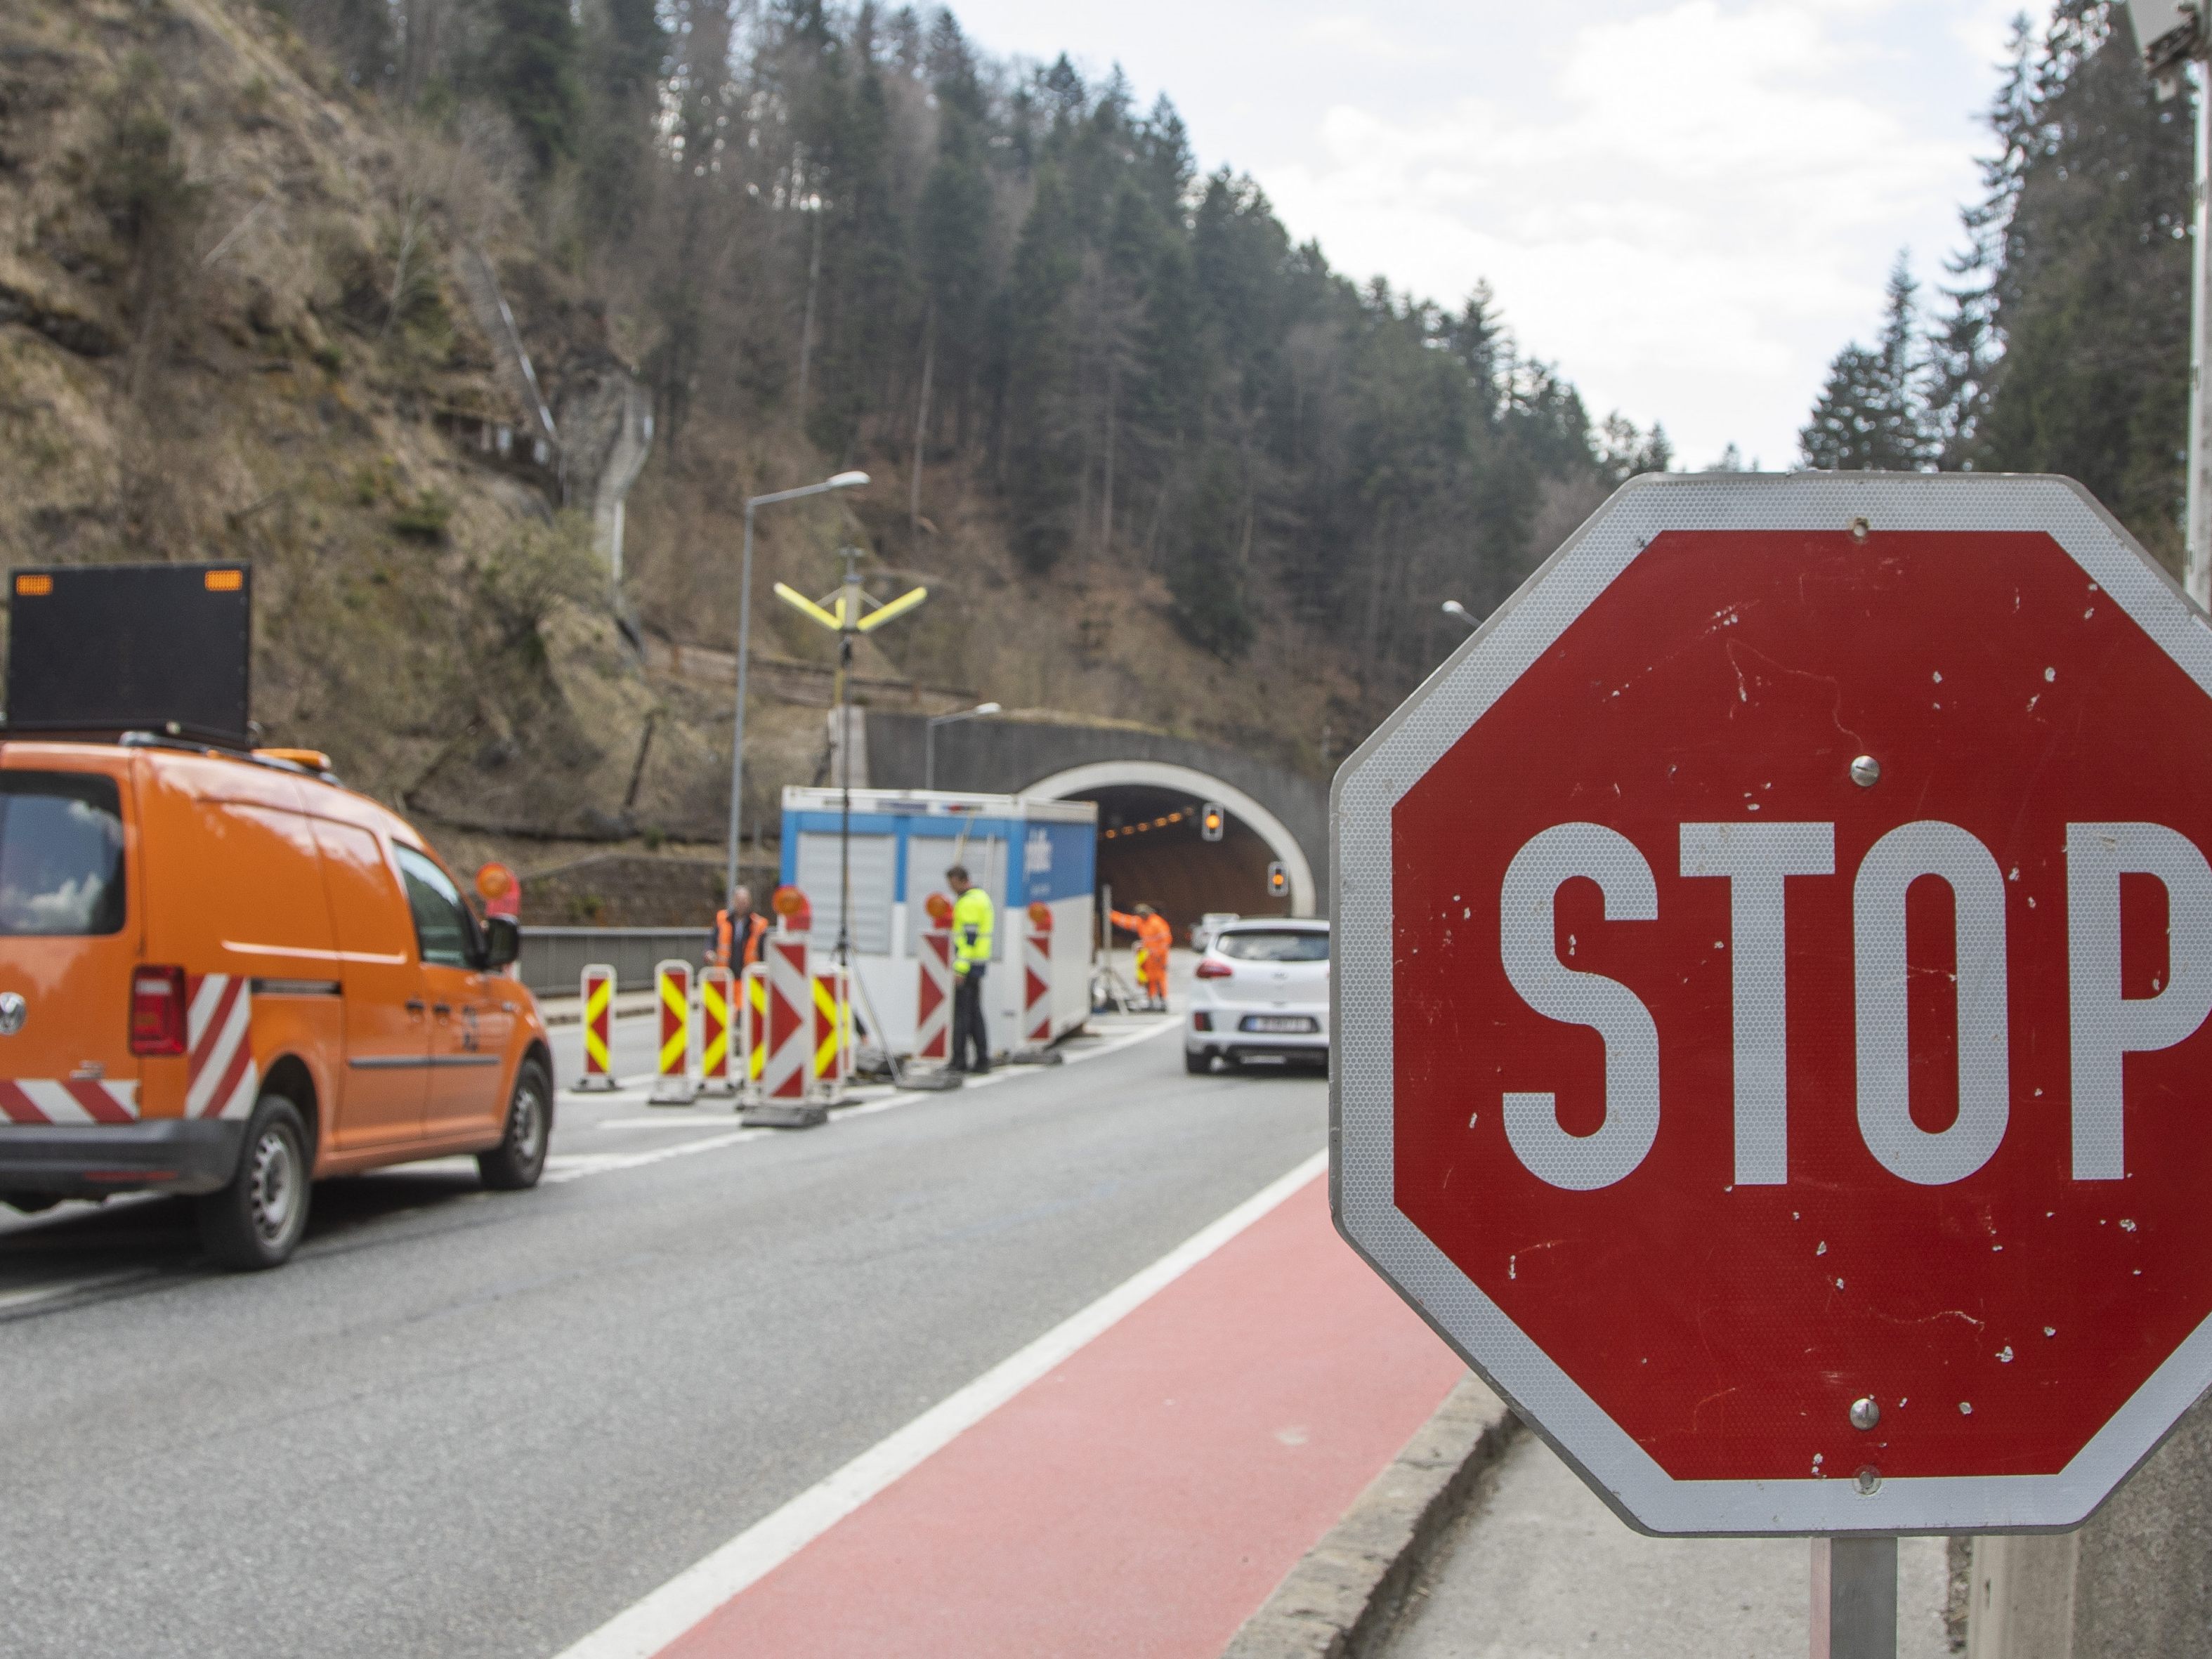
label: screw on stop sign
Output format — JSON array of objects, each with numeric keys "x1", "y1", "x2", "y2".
[{"x1": 1334, "y1": 474, "x2": 2212, "y2": 1536}]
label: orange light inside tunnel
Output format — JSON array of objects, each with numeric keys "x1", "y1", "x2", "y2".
[{"x1": 1082, "y1": 781, "x2": 1288, "y2": 936}]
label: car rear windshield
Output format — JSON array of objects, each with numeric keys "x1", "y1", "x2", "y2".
[
  {"x1": 1217, "y1": 929, "x2": 1329, "y2": 962},
  {"x1": 0, "y1": 771, "x2": 126, "y2": 936}
]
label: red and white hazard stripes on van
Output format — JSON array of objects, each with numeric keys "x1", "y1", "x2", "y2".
[
  {"x1": 185, "y1": 973, "x2": 259, "y2": 1120},
  {"x1": 0, "y1": 973, "x2": 254, "y2": 1125},
  {"x1": 0, "y1": 1077, "x2": 141, "y2": 1124}
]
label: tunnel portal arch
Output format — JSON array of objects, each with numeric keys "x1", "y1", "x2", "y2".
[{"x1": 1019, "y1": 760, "x2": 1318, "y2": 918}]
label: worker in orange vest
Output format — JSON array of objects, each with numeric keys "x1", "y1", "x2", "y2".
[
  {"x1": 708, "y1": 884, "x2": 768, "y2": 971},
  {"x1": 1109, "y1": 903, "x2": 1173, "y2": 1011}
]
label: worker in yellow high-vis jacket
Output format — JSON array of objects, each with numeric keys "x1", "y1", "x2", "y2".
[{"x1": 946, "y1": 863, "x2": 995, "y2": 1074}]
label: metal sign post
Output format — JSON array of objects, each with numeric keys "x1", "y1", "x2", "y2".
[
  {"x1": 1811, "y1": 1538, "x2": 1896, "y2": 1659},
  {"x1": 2124, "y1": 2, "x2": 2212, "y2": 606},
  {"x1": 1333, "y1": 474, "x2": 2212, "y2": 1653},
  {"x1": 775, "y1": 549, "x2": 931, "y2": 1094}
]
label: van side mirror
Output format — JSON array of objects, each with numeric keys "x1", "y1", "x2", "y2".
[{"x1": 483, "y1": 914, "x2": 520, "y2": 970}]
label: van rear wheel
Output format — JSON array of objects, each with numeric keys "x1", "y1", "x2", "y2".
[
  {"x1": 478, "y1": 1058, "x2": 551, "y2": 1191},
  {"x1": 197, "y1": 1095, "x2": 311, "y2": 1271}
]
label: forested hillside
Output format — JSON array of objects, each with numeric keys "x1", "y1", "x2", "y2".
[
  {"x1": 1801, "y1": 0, "x2": 2190, "y2": 569},
  {"x1": 273, "y1": 0, "x2": 1662, "y2": 754},
  {"x1": 0, "y1": 0, "x2": 1662, "y2": 870}
]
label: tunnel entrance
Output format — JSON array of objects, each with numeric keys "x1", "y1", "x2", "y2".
[{"x1": 1071, "y1": 784, "x2": 1288, "y2": 944}]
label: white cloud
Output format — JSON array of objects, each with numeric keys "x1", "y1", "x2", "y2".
[
  {"x1": 951, "y1": 0, "x2": 2027, "y2": 467},
  {"x1": 1291, "y1": 14, "x2": 1412, "y2": 60},
  {"x1": 1255, "y1": 1, "x2": 1998, "y2": 462}
]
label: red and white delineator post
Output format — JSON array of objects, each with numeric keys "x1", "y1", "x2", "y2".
[
  {"x1": 1010, "y1": 903, "x2": 1064, "y2": 1065},
  {"x1": 649, "y1": 959, "x2": 697, "y2": 1105},
  {"x1": 698, "y1": 965, "x2": 737, "y2": 1098},
  {"x1": 740, "y1": 963, "x2": 768, "y2": 1100},
  {"x1": 913, "y1": 929, "x2": 953, "y2": 1067},
  {"x1": 742, "y1": 890, "x2": 826, "y2": 1128},
  {"x1": 1023, "y1": 910, "x2": 1052, "y2": 1045},
  {"x1": 810, "y1": 966, "x2": 855, "y2": 1105},
  {"x1": 578, "y1": 964, "x2": 618, "y2": 1090}
]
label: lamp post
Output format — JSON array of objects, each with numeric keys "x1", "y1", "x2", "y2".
[
  {"x1": 766, "y1": 551, "x2": 932, "y2": 1105},
  {"x1": 1441, "y1": 600, "x2": 1479, "y2": 630},
  {"x1": 924, "y1": 702, "x2": 1002, "y2": 791},
  {"x1": 724, "y1": 470, "x2": 869, "y2": 903},
  {"x1": 2124, "y1": 2, "x2": 2211, "y2": 606}
]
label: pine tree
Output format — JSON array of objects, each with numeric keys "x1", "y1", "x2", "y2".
[
  {"x1": 490, "y1": 0, "x2": 584, "y2": 171},
  {"x1": 579, "y1": 0, "x2": 669, "y2": 239},
  {"x1": 1002, "y1": 166, "x2": 1084, "y2": 570},
  {"x1": 1168, "y1": 448, "x2": 1255, "y2": 658},
  {"x1": 1928, "y1": 16, "x2": 2034, "y2": 468},
  {"x1": 1800, "y1": 255, "x2": 1935, "y2": 470},
  {"x1": 1599, "y1": 414, "x2": 1673, "y2": 481},
  {"x1": 1973, "y1": 3, "x2": 2192, "y2": 559}
]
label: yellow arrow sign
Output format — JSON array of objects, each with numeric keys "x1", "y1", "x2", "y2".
[
  {"x1": 858, "y1": 585, "x2": 929, "y2": 633},
  {"x1": 774, "y1": 582, "x2": 842, "y2": 631}
]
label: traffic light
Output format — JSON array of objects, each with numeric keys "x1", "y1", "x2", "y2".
[
  {"x1": 1200, "y1": 802, "x2": 1226, "y2": 841},
  {"x1": 1267, "y1": 861, "x2": 1288, "y2": 898}
]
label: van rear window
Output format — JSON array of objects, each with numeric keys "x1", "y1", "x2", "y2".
[{"x1": 0, "y1": 772, "x2": 126, "y2": 936}]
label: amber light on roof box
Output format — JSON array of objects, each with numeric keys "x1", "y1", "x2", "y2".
[
  {"x1": 14, "y1": 574, "x2": 51, "y2": 597},
  {"x1": 204, "y1": 569, "x2": 244, "y2": 592}
]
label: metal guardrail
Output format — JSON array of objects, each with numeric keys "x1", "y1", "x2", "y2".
[{"x1": 516, "y1": 926, "x2": 705, "y2": 997}]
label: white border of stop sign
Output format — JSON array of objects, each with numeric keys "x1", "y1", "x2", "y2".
[{"x1": 1331, "y1": 472, "x2": 2212, "y2": 1536}]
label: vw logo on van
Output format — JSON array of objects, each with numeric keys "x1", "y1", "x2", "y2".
[{"x1": 0, "y1": 992, "x2": 24, "y2": 1036}]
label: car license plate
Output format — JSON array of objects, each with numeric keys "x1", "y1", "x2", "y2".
[{"x1": 1242, "y1": 1015, "x2": 1317, "y2": 1034}]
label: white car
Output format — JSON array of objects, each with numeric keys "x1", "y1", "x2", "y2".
[{"x1": 1185, "y1": 917, "x2": 1330, "y2": 1073}]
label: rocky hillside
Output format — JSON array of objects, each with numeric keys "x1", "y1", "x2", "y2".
[{"x1": 0, "y1": 0, "x2": 1569, "y2": 889}]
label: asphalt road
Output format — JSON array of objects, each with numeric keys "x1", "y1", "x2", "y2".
[{"x1": 0, "y1": 1003, "x2": 1325, "y2": 1658}]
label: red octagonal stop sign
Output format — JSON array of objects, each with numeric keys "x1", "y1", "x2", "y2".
[{"x1": 1333, "y1": 474, "x2": 2212, "y2": 1534}]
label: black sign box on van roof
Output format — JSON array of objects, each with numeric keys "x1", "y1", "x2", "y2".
[{"x1": 6, "y1": 563, "x2": 252, "y2": 747}]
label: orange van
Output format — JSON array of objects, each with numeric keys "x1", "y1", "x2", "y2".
[{"x1": 0, "y1": 735, "x2": 554, "y2": 1268}]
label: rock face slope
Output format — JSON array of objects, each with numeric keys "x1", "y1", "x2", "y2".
[
  {"x1": 0, "y1": 0, "x2": 732, "y2": 844},
  {"x1": 0, "y1": 0, "x2": 1387, "y2": 877}
]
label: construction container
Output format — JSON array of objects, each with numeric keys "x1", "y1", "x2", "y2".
[{"x1": 776, "y1": 787, "x2": 1098, "y2": 1059}]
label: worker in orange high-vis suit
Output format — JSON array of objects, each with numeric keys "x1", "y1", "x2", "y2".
[
  {"x1": 1110, "y1": 903, "x2": 1174, "y2": 1011},
  {"x1": 707, "y1": 884, "x2": 768, "y2": 971}
]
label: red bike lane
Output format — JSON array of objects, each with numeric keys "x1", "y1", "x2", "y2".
[{"x1": 661, "y1": 1173, "x2": 1464, "y2": 1658}]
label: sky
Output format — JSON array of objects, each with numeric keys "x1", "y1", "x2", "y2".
[{"x1": 946, "y1": 0, "x2": 2031, "y2": 469}]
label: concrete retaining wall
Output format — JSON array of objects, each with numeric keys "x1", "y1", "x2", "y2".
[{"x1": 514, "y1": 926, "x2": 707, "y2": 997}]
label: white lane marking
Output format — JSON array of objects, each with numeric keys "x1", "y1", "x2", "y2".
[
  {"x1": 0, "y1": 1266, "x2": 162, "y2": 1314},
  {"x1": 563, "y1": 1019, "x2": 1182, "y2": 1132},
  {"x1": 544, "y1": 1130, "x2": 766, "y2": 1184},
  {"x1": 0, "y1": 1023, "x2": 1201, "y2": 1316},
  {"x1": 593, "y1": 1117, "x2": 752, "y2": 1130},
  {"x1": 550, "y1": 1145, "x2": 1329, "y2": 1659},
  {"x1": 837, "y1": 1018, "x2": 1182, "y2": 1121}
]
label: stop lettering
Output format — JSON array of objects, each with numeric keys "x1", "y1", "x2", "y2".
[{"x1": 1334, "y1": 476, "x2": 2212, "y2": 1535}]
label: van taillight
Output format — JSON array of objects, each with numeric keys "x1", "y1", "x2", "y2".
[{"x1": 130, "y1": 967, "x2": 188, "y2": 1056}]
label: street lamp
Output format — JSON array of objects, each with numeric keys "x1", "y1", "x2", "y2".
[
  {"x1": 725, "y1": 470, "x2": 870, "y2": 903},
  {"x1": 2121, "y1": 2, "x2": 2210, "y2": 607},
  {"x1": 1441, "y1": 600, "x2": 1479, "y2": 630},
  {"x1": 925, "y1": 702, "x2": 1002, "y2": 790}
]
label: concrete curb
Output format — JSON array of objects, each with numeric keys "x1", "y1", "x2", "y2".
[{"x1": 1223, "y1": 1375, "x2": 1519, "y2": 1659}]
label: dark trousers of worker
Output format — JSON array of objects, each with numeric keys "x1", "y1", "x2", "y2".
[{"x1": 952, "y1": 966, "x2": 991, "y2": 1073}]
